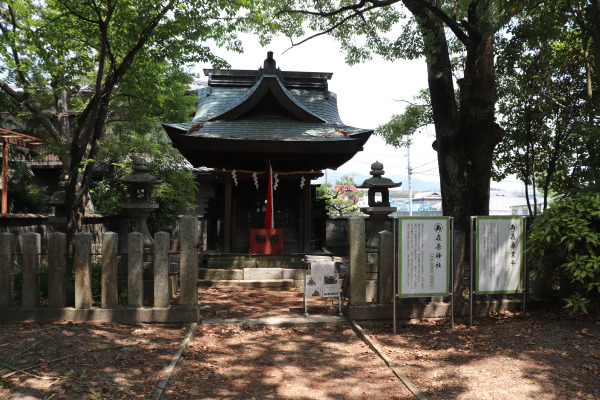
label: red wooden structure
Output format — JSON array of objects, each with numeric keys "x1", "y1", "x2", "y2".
[{"x1": 0, "y1": 128, "x2": 49, "y2": 213}]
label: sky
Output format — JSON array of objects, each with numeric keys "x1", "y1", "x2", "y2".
[{"x1": 193, "y1": 33, "x2": 524, "y2": 192}]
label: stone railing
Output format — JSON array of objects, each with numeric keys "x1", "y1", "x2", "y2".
[{"x1": 0, "y1": 216, "x2": 200, "y2": 323}]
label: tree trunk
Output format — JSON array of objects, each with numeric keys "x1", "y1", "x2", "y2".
[{"x1": 404, "y1": 0, "x2": 503, "y2": 233}]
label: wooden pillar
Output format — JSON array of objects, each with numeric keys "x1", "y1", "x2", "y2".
[
  {"x1": 224, "y1": 175, "x2": 232, "y2": 253},
  {"x1": 2, "y1": 142, "x2": 7, "y2": 214},
  {"x1": 303, "y1": 182, "x2": 311, "y2": 253}
]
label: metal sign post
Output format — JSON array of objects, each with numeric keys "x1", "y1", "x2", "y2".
[
  {"x1": 471, "y1": 215, "x2": 527, "y2": 326},
  {"x1": 450, "y1": 217, "x2": 455, "y2": 329},
  {"x1": 469, "y1": 217, "x2": 476, "y2": 327},
  {"x1": 393, "y1": 216, "x2": 397, "y2": 334},
  {"x1": 397, "y1": 216, "x2": 453, "y2": 328}
]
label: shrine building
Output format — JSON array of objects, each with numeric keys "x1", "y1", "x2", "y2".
[{"x1": 163, "y1": 52, "x2": 372, "y2": 255}]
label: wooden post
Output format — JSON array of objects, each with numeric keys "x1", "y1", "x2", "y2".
[
  {"x1": 303, "y1": 181, "x2": 311, "y2": 253},
  {"x1": 2, "y1": 142, "x2": 7, "y2": 214},
  {"x1": 224, "y1": 175, "x2": 232, "y2": 253}
]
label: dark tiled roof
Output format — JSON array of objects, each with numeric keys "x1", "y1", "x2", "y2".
[
  {"x1": 192, "y1": 78, "x2": 342, "y2": 124},
  {"x1": 163, "y1": 53, "x2": 373, "y2": 170},
  {"x1": 163, "y1": 120, "x2": 369, "y2": 142}
]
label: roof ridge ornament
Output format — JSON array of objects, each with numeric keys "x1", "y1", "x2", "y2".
[{"x1": 258, "y1": 51, "x2": 283, "y2": 80}]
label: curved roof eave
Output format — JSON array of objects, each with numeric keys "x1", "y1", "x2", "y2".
[{"x1": 205, "y1": 75, "x2": 327, "y2": 123}]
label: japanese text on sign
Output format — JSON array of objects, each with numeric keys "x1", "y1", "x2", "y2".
[
  {"x1": 476, "y1": 217, "x2": 523, "y2": 294},
  {"x1": 399, "y1": 218, "x2": 450, "y2": 297}
]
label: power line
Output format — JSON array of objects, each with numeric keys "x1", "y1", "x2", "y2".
[
  {"x1": 411, "y1": 159, "x2": 437, "y2": 170},
  {"x1": 412, "y1": 166, "x2": 439, "y2": 174}
]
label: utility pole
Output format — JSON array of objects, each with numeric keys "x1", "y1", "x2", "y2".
[{"x1": 407, "y1": 146, "x2": 413, "y2": 216}]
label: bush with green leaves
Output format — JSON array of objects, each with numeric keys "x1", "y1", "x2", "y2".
[
  {"x1": 528, "y1": 192, "x2": 600, "y2": 315},
  {"x1": 90, "y1": 130, "x2": 198, "y2": 232},
  {"x1": 316, "y1": 175, "x2": 364, "y2": 217},
  {"x1": 4, "y1": 147, "x2": 50, "y2": 214}
]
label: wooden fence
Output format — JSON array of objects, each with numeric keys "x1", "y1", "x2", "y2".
[{"x1": 0, "y1": 216, "x2": 200, "y2": 323}]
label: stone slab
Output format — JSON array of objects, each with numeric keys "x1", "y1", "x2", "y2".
[
  {"x1": 179, "y1": 215, "x2": 199, "y2": 306},
  {"x1": 101, "y1": 232, "x2": 118, "y2": 309},
  {"x1": 282, "y1": 269, "x2": 305, "y2": 280},
  {"x1": 202, "y1": 315, "x2": 348, "y2": 326},
  {"x1": 207, "y1": 259, "x2": 258, "y2": 269},
  {"x1": 365, "y1": 263, "x2": 378, "y2": 273},
  {"x1": 243, "y1": 267, "x2": 283, "y2": 280},
  {"x1": 22, "y1": 233, "x2": 41, "y2": 309},
  {"x1": 198, "y1": 268, "x2": 243, "y2": 280},
  {"x1": 366, "y1": 252, "x2": 379, "y2": 264},
  {"x1": 0, "y1": 233, "x2": 14, "y2": 308},
  {"x1": 255, "y1": 260, "x2": 305, "y2": 269},
  {"x1": 197, "y1": 279, "x2": 295, "y2": 290},
  {"x1": 348, "y1": 217, "x2": 366, "y2": 305},
  {"x1": 74, "y1": 233, "x2": 93, "y2": 310},
  {"x1": 0, "y1": 307, "x2": 199, "y2": 323},
  {"x1": 154, "y1": 232, "x2": 170, "y2": 308},
  {"x1": 344, "y1": 300, "x2": 525, "y2": 320},
  {"x1": 366, "y1": 280, "x2": 378, "y2": 303}
]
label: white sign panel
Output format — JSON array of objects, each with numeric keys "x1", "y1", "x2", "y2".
[
  {"x1": 305, "y1": 275, "x2": 321, "y2": 298},
  {"x1": 399, "y1": 217, "x2": 450, "y2": 297},
  {"x1": 476, "y1": 216, "x2": 524, "y2": 294},
  {"x1": 322, "y1": 274, "x2": 340, "y2": 298},
  {"x1": 305, "y1": 262, "x2": 339, "y2": 298}
]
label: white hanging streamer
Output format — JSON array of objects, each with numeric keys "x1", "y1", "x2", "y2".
[
  {"x1": 253, "y1": 172, "x2": 259, "y2": 189},
  {"x1": 300, "y1": 175, "x2": 305, "y2": 189},
  {"x1": 231, "y1": 169, "x2": 238, "y2": 186},
  {"x1": 273, "y1": 173, "x2": 279, "y2": 190}
]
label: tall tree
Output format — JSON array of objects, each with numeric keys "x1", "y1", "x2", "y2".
[
  {"x1": 0, "y1": 0, "x2": 250, "y2": 241},
  {"x1": 262, "y1": 0, "x2": 511, "y2": 233},
  {"x1": 494, "y1": 0, "x2": 600, "y2": 206}
]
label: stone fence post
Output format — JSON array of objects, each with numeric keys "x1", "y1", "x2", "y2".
[
  {"x1": 154, "y1": 231, "x2": 170, "y2": 308},
  {"x1": 179, "y1": 215, "x2": 198, "y2": 307},
  {"x1": 22, "y1": 232, "x2": 41, "y2": 308},
  {"x1": 348, "y1": 217, "x2": 366, "y2": 306},
  {"x1": 128, "y1": 232, "x2": 143, "y2": 308},
  {"x1": 0, "y1": 232, "x2": 14, "y2": 308},
  {"x1": 48, "y1": 232, "x2": 67, "y2": 308},
  {"x1": 74, "y1": 232, "x2": 93, "y2": 309},
  {"x1": 378, "y1": 230, "x2": 394, "y2": 304},
  {"x1": 102, "y1": 232, "x2": 118, "y2": 309}
]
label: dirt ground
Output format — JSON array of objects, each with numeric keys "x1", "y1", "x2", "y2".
[{"x1": 1, "y1": 287, "x2": 599, "y2": 400}]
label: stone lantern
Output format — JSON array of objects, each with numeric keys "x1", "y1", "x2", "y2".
[
  {"x1": 48, "y1": 172, "x2": 69, "y2": 232},
  {"x1": 358, "y1": 161, "x2": 402, "y2": 249},
  {"x1": 120, "y1": 157, "x2": 160, "y2": 248}
]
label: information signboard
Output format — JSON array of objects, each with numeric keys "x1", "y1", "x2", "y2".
[
  {"x1": 305, "y1": 261, "x2": 340, "y2": 298},
  {"x1": 399, "y1": 217, "x2": 451, "y2": 297},
  {"x1": 476, "y1": 216, "x2": 524, "y2": 294}
]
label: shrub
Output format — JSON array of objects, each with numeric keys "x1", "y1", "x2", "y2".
[{"x1": 528, "y1": 192, "x2": 600, "y2": 315}]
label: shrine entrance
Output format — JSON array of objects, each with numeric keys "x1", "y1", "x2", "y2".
[
  {"x1": 205, "y1": 171, "x2": 326, "y2": 254},
  {"x1": 163, "y1": 52, "x2": 372, "y2": 257}
]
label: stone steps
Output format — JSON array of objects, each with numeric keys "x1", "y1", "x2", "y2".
[
  {"x1": 197, "y1": 279, "x2": 296, "y2": 290},
  {"x1": 198, "y1": 267, "x2": 305, "y2": 290}
]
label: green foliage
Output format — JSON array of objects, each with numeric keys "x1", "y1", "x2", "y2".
[
  {"x1": 375, "y1": 89, "x2": 432, "y2": 149},
  {"x1": 528, "y1": 192, "x2": 600, "y2": 315},
  {"x1": 317, "y1": 175, "x2": 363, "y2": 216},
  {"x1": 4, "y1": 147, "x2": 50, "y2": 214},
  {"x1": 90, "y1": 129, "x2": 198, "y2": 232},
  {"x1": 494, "y1": 0, "x2": 600, "y2": 204},
  {"x1": 0, "y1": 0, "x2": 258, "y2": 234}
]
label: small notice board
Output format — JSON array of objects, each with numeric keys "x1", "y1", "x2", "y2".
[
  {"x1": 476, "y1": 216, "x2": 524, "y2": 294},
  {"x1": 304, "y1": 261, "x2": 342, "y2": 315},
  {"x1": 398, "y1": 217, "x2": 451, "y2": 297}
]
